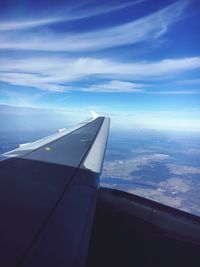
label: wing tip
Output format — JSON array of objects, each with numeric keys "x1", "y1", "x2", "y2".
[{"x1": 89, "y1": 110, "x2": 100, "y2": 119}]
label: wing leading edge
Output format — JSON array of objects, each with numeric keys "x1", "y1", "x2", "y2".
[{"x1": 0, "y1": 116, "x2": 110, "y2": 267}]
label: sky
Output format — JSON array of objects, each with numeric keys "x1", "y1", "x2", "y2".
[{"x1": 0, "y1": 0, "x2": 200, "y2": 131}]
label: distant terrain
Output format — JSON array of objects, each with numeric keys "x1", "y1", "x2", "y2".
[
  {"x1": 101, "y1": 129, "x2": 200, "y2": 217},
  {"x1": 0, "y1": 125, "x2": 199, "y2": 217}
]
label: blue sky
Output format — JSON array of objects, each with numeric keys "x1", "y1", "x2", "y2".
[{"x1": 0, "y1": 0, "x2": 200, "y2": 131}]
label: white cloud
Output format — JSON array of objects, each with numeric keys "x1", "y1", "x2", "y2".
[
  {"x1": 0, "y1": 72, "x2": 65, "y2": 92},
  {"x1": 0, "y1": 0, "x2": 190, "y2": 51},
  {"x1": 148, "y1": 90, "x2": 200, "y2": 94},
  {"x1": 0, "y1": 56, "x2": 200, "y2": 92},
  {"x1": 0, "y1": 1, "x2": 147, "y2": 31},
  {"x1": 107, "y1": 109, "x2": 200, "y2": 132},
  {"x1": 0, "y1": 17, "x2": 63, "y2": 31},
  {"x1": 1, "y1": 96, "x2": 200, "y2": 132},
  {"x1": 82, "y1": 80, "x2": 145, "y2": 93},
  {"x1": 0, "y1": 89, "x2": 46, "y2": 108},
  {"x1": 177, "y1": 79, "x2": 200, "y2": 85}
]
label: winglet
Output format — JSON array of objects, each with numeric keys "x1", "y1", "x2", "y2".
[
  {"x1": 18, "y1": 142, "x2": 32, "y2": 148},
  {"x1": 90, "y1": 110, "x2": 100, "y2": 119}
]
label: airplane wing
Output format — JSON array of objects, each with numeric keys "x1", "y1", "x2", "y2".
[{"x1": 0, "y1": 116, "x2": 110, "y2": 267}]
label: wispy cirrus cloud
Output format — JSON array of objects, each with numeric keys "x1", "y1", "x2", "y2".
[
  {"x1": 0, "y1": 0, "x2": 147, "y2": 31},
  {"x1": 0, "y1": 0, "x2": 190, "y2": 51},
  {"x1": 0, "y1": 72, "x2": 66, "y2": 92},
  {"x1": 0, "y1": 88, "x2": 46, "y2": 108},
  {"x1": 0, "y1": 17, "x2": 63, "y2": 31},
  {"x1": 148, "y1": 90, "x2": 200, "y2": 94},
  {"x1": 82, "y1": 80, "x2": 145, "y2": 93},
  {"x1": 1, "y1": 56, "x2": 200, "y2": 80},
  {"x1": 0, "y1": 56, "x2": 200, "y2": 92},
  {"x1": 177, "y1": 79, "x2": 200, "y2": 85}
]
